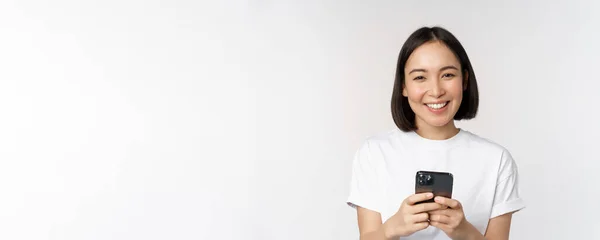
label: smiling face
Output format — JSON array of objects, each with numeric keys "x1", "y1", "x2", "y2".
[{"x1": 402, "y1": 41, "x2": 466, "y2": 131}]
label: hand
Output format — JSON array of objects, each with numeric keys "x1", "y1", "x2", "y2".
[
  {"x1": 428, "y1": 196, "x2": 479, "y2": 240},
  {"x1": 383, "y1": 193, "x2": 445, "y2": 238}
]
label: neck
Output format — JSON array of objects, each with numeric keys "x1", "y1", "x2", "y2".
[{"x1": 415, "y1": 121, "x2": 460, "y2": 140}]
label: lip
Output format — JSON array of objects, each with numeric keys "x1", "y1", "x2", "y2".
[
  {"x1": 424, "y1": 101, "x2": 450, "y2": 113},
  {"x1": 425, "y1": 101, "x2": 450, "y2": 104}
]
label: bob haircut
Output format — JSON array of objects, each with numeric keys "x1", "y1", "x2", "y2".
[{"x1": 391, "y1": 26, "x2": 479, "y2": 132}]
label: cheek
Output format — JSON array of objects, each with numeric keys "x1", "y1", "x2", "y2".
[
  {"x1": 445, "y1": 80, "x2": 464, "y2": 96},
  {"x1": 405, "y1": 85, "x2": 427, "y2": 101}
]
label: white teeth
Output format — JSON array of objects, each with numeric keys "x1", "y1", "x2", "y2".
[{"x1": 426, "y1": 102, "x2": 447, "y2": 109}]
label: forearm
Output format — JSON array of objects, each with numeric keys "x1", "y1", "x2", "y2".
[
  {"x1": 460, "y1": 222, "x2": 486, "y2": 240},
  {"x1": 465, "y1": 233, "x2": 485, "y2": 240},
  {"x1": 359, "y1": 230, "x2": 388, "y2": 240},
  {"x1": 360, "y1": 221, "x2": 395, "y2": 240}
]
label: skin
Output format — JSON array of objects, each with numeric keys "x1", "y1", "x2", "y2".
[
  {"x1": 357, "y1": 41, "x2": 514, "y2": 240},
  {"x1": 402, "y1": 40, "x2": 465, "y2": 140}
]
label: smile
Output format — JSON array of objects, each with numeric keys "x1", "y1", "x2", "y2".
[{"x1": 425, "y1": 101, "x2": 449, "y2": 110}]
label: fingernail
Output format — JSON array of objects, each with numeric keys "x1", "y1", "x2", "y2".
[{"x1": 428, "y1": 193, "x2": 434, "y2": 197}]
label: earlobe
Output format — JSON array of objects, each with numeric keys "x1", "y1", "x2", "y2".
[{"x1": 402, "y1": 87, "x2": 408, "y2": 97}]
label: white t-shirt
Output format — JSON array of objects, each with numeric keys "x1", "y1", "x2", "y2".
[{"x1": 346, "y1": 128, "x2": 525, "y2": 239}]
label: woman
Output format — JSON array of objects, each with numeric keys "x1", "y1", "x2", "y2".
[{"x1": 346, "y1": 26, "x2": 525, "y2": 240}]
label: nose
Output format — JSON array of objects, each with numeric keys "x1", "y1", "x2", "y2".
[{"x1": 428, "y1": 79, "x2": 444, "y2": 98}]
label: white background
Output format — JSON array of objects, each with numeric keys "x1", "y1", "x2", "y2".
[{"x1": 0, "y1": 0, "x2": 598, "y2": 239}]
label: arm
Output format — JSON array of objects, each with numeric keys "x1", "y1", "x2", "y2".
[
  {"x1": 356, "y1": 206, "x2": 393, "y2": 240},
  {"x1": 355, "y1": 193, "x2": 440, "y2": 240},
  {"x1": 435, "y1": 149, "x2": 522, "y2": 240},
  {"x1": 482, "y1": 149, "x2": 523, "y2": 239},
  {"x1": 449, "y1": 211, "x2": 513, "y2": 240},
  {"x1": 484, "y1": 212, "x2": 513, "y2": 240}
]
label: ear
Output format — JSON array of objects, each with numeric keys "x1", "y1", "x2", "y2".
[
  {"x1": 463, "y1": 71, "x2": 469, "y2": 90},
  {"x1": 402, "y1": 84, "x2": 408, "y2": 97}
]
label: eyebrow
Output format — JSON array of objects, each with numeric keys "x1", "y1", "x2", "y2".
[{"x1": 408, "y1": 65, "x2": 459, "y2": 74}]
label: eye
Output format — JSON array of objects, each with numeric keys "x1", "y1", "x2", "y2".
[
  {"x1": 442, "y1": 73, "x2": 455, "y2": 79},
  {"x1": 413, "y1": 76, "x2": 425, "y2": 81}
]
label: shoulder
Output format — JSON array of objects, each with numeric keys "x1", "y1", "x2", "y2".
[
  {"x1": 351, "y1": 128, "x2": 403, "y2": 162},
  {"x1": 461, "y1": 129, "x2": 518, "y2": 175},
  {"x1": 355, "y1": 128, "x2": 405, "y2": 152},
  {"x1": 461, "y1": 129, "x2": 512, "y2": 156}
]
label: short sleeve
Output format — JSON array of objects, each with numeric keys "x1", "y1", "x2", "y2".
[
  {"x1": 490, "y1": 149, "x2": 526, "y2": 218},
  {"x1": 346, "y1": 140, "x2": 384, "y2": 213}
]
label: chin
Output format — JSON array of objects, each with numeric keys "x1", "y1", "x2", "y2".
[
  {"x1": 424, "y1": 118, "x2": 454, "y2": 128},
  {"x1": 430, "y1": 123, "x2": 452, "y2": 128}
]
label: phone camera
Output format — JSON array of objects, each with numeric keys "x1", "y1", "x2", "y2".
[{"x1": 418, "y1": 173, "x2": 433, "y2": 185}]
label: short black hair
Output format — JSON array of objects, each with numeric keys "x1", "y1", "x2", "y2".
[{"x1": 391, "y1": 26, "x2": 479, "y2": 132}]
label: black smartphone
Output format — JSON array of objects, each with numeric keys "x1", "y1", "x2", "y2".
[{"x1": 414, "y1": 170, "x2": 453, "y2": 204}]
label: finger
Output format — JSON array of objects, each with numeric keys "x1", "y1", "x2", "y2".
[
  {"x1": 429, "y1": 214, "x2": 451, "y2": 224},
  {"x1": 411, "y1": 212, "x2": 429, "y2": 223},
  {"x1": 406, "y1": 192, "x2": 434, "y2": 205},
  {"x1": 434, "y1": 196, "x2": 461, "y2": 209},
  {"x1": 411, "y1": 222, "x2": 430, "y2": 232},
  {"x1": 410, "y1": 202, "x2": 445, "y2": 214},
  {"x1": 430, "y1": 221, "x2": 452, "y2": 232},
  {"x1": 428, "y1": 209, "x2": 451, "y2": 216}
]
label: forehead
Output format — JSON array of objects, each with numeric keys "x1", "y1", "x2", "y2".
[{"x1": 405, "y1": 41, "x2": 460, "y2": 70}]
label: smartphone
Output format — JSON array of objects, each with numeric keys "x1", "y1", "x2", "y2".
[{"x1": 414, "y1": 170, "x2": 453, "y2": 204}]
